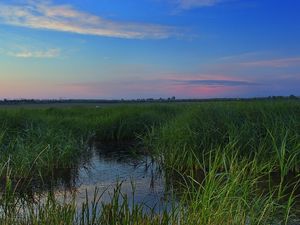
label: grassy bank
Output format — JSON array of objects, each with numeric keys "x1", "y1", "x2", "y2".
[
  {"x1": 0, "y1": 104, "x2": 181, "y2": 177},
  {"x1": 0, "y1": 100, "x2": 300, "y2": 224}
]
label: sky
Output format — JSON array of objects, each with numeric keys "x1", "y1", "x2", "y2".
[{"x1": 0, "y1": 0, "x2": 299, "y2": 99}]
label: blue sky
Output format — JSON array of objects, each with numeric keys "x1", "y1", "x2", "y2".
[{"x1": 0, "y1": 0, "x2": 299, "y2": 99}]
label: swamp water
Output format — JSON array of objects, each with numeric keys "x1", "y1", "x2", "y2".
[
  {"x1": 3, "y1": 143, "x2": 299, "y2": 223},
  {"x1": 8, "y1": 143, "x2": 173, "y2": 214}
]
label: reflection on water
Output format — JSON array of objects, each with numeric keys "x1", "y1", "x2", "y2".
[{"x1": 15, "y1": 142, "x2": 171, "y2": 212}]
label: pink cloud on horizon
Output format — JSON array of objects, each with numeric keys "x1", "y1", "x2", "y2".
[
  {"x1": 0, "y1": 73, "x2": 258, "y2": 99},
  {"x1": 167, "y1": 83, "x2": 237, "y2": 97},
  {"x1": 57, "y1": 74, "x2": 252, "y2": 99},
  {"x1": 0, "y1": 81, "x2": 106, "y2": 99}
]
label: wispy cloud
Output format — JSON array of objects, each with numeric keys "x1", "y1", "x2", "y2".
[
  {"x1": 8, "y1": 48, "x2": 60, "y2": 58},
  {"x1": 171, "y1": 79, "x2": 258, "y2": 86},
  {"x1": 60, "y1": 75, "x2": 257, "y2": 99},
  {"x1": 174, "y1": 0, "x2": 226, "y2": 9},
  {"x1": 0, "y1": 0, "x2": 177, "y2": 39},
  {"x1": 239, "y1": 57, "x2": 300, "y2": 68},
  {"x1": 217, "y1": 51, "x2": 268, "y2": 61},
  {"x1": 206, "y1": 55, "x2": 300, "y2": 75}
]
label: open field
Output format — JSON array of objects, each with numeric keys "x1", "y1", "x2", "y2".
[{"x1": 0, "y1": 100, "x2": 300, "y2": 224}]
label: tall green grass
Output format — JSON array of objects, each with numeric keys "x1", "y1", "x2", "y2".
[
  {"x1": 0, "y1": 155, "x2": 298, "y2": 225},
  {"x1": 0, "y1": 104, "x2": 181, "y2": 179},
  {"x1": 0, "y1": 100, "x2": 299, "y2": 224},
  {"x1": 150, "y1": 101, "x2": 300, "y2": 172}
]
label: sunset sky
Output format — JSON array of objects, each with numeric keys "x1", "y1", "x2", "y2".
[{"x1": 0, "y1": 0, "x2": 299, "y2": 99}]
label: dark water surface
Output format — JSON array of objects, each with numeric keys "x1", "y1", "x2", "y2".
[{"x1": 33, "y1": 143, "x2": 171, "y2": 212}]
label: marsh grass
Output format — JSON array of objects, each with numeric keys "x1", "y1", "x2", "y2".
[
  {"x1": 1, "y1": 153, "x2": 298, "y2": 225},
  {"x1": 0, "y1": 104, "x2": 181, "y2": 178},
  {"x1": 0, "y1": 100, "x2": 299, "y2": 224}
]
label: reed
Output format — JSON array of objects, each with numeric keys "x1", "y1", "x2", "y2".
[{"x1": 0, "y1": 100, "x2": 299, "y2": 224}]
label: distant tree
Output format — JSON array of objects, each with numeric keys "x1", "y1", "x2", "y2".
[{"x1": 289, "y1": 94, "x2": 297, "y2": 99}]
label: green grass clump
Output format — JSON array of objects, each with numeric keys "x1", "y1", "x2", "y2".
[
  {"x1": 0, "y1": 104, "x2": 181, "y2": 179},
  {"x1": 151, "y1": 101, "x2": 300, "y2": 172},
  {"x1": 0, "y1": 164, "x2": 297, "y2": 225}
]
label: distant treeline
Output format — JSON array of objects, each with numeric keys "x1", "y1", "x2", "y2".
[{"x1": 0, "y1": 95, "x2": 298, "y2": 105}]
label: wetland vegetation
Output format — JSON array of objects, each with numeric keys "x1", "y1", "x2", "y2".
[{"x1": 0, "y1": 100, "x2": 299, "y2": 224}]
